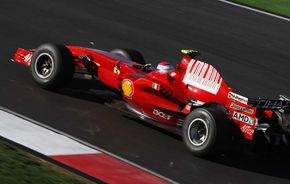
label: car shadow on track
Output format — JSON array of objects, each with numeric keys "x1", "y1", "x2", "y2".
[
  {"x1": 127, "y1": 113, "x2": 290, "y2": 181},
  {"x1": 56, "y1": 78, "x2": 121, "y2": 104},
  {"x1": 57, "y1": 78, "x2": 290, "y2": 181}
]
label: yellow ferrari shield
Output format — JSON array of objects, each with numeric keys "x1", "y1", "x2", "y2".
[{"x1": 114, "y1": 66, "x2": 120, "y2": 75}]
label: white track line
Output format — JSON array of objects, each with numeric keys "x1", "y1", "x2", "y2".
[
  {"x1": 0, "y1": 110, "x2": 99, "y2": 156},
  {"x1": 218, "y1": 0, "x2": 290, "y2": 22},
  {"x1": 0, "y1": 106, "x2": 178, "y2": 184}
]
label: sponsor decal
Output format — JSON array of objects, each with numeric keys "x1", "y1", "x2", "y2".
[
  {"x1": 241, "y1": 125, "x2": 254, "y2": 136},
  {"x1": 182, "y1": 59, "x2": 222, "y2": 95},
  {"x1": 228, "y1": 92, "x2": 248, "y2": 104},
  {"x1": 249, "y1": 99, "x2": 285, "y2": 110},
  {"x1": 232, "y1": 111, "x2": 254, "y2": 125},
  {"x1": 122, "y1": 79, "x2": 134, "y2": 98},
  {"x1": 113, "y1": 66, "x2": 120, "y2": 75},
  {"x1": 230, "y1": 103, "x2": 254, "y2": 114},
  {"x1": 153, "y1": 109, "x2": 172, "y2": 120}
]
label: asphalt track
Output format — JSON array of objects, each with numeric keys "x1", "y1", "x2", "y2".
[{"x1": 1, "y1": 0, "x2": 290, "y2": 183}]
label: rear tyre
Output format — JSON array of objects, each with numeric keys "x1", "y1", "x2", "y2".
[
  {"x1": 110, "y1": 48, "x2": 146, "y2": 65},
  {"x1": 30, "y1": 43, "x2": 74, "y2": 89},
  {"x1": 182, "y1": 107, "x2": 232, "y2": 157}
]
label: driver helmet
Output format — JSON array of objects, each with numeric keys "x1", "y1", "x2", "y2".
[{"x1": 156, "y1": 61, "x2": 175, "y2": 74}]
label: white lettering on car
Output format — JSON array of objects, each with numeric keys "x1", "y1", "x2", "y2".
[
  {"x1": 24, "y1": 53, "x2": 32, "y2": 63},
  {"x1": 241, "y1": 125, "x2": 254, "y2": 136},
  {"x1": 153, "y1": 109, "x2": 172, "y2": 120},
  {"x1": 230, "y1": 103, "x2": 254, "y2": 114},
  {"x1": 228, "y1": 92, "x2": 248, "y2": 105}
]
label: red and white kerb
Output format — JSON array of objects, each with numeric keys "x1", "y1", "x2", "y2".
[{"x1": 0, "y1": 109, "x2": 172, "y2": 184}]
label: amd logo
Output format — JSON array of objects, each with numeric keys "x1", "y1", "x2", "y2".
[{"x1": 232, "y1": 112, "x2": 254, "y2": 125}]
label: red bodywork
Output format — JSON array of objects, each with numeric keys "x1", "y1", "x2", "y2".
[{"x1": 13, "y1": 46, "x2": 266, "y2": 140}]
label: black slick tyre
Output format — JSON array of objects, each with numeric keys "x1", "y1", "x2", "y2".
[
  {"x1": 182, "y1": 107, "x2": 232, "y2": 157},
  {"x1": 30, "y1": 43, "x2": 74, "y2": 89},
  {"x1": 110, "y1": 48, "x2": 146, "y2": 65}
]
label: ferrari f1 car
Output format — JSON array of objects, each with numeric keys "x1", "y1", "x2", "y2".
[{"x1": 12, "y1": 43, "x2": 290, "y2": 157}]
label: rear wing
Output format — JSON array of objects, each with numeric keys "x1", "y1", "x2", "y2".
[{"x1": 248, "y1": 95, "x2": 290, "y2": 110}]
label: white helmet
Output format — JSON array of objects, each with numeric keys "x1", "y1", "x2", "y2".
[{"x1": 156, "y1": 62, "x2": 175, "y2": 74}]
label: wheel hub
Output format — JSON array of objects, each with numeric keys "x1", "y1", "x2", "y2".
[
  {"x1": 188, "y1": 118, "x2": 208, "y2": 146},
  {"x1": 35, "y1": 53, "x2": 54, "y2": 79}
]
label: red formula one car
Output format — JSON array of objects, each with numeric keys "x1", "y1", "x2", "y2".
[{"x1": 12, "y1": 43, "x2": 290, "y2": 157}]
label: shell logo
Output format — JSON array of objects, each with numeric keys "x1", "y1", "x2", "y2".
[{"x1": 122, "y1": 79, "x2": 134, "y2": 98}]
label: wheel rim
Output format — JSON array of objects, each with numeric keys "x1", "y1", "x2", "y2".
[
  {"x1": 34, "y1": 53, "x2": 54, "y2": 79},
  {"x1": 187, "y1": 118, "x2": 209, "y2": 146}
]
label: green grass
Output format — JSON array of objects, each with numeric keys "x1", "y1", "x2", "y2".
[
  {"x1": 232, "y1": 0, "x2": 290, "y2": 18},
  {"x1": 0, "y1": 139, "x2": 90, "y2": 184}
]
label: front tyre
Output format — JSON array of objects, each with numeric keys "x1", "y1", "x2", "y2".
[
  {"x1": 30, "y1": 43, "x2": 74, "y2": 89},
  {"x1": 182, "y1": 107, "x2": 232, "y2": 157}
]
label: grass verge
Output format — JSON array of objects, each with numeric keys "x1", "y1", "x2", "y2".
[
  {"x1": 232, "y1": 0, "x2": 290, "y2": 18},
  {"x1": 0, "y1": 139, "x2": 91, "y2": 184}
]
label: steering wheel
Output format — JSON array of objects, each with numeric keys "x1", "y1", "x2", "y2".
[{"x1": 140, "y1": 64, "x2": 154, "y2": 72}]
